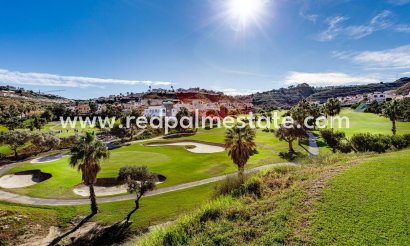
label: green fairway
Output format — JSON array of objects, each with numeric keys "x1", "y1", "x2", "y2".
[
  {"x1": 309, "y1": 148, "x2": 410, "y2": 245},
  {"x1": 332, "y1": 108, "x2": 410, "y2": 137},
  {"x1": 2, "y1": 127, "x2": 304, "y2": 198}
]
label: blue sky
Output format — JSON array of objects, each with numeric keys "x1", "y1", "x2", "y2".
[{"x1": 0, "y1": 0, "x2": 410, "y2": 99}]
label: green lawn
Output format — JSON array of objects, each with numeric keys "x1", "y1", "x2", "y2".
[
  {"x1": 331, "y1": 108, "x2": 410, "y2": 137},
  {"x1": 309, "y1": 148, "x2": 410, "y2": 245}
]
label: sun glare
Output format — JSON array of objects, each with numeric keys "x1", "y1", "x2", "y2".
[{"x1": 227, "y1": 0, "x2": 267, "y2": 27}]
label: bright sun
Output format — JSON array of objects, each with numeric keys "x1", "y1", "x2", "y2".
[{"x1": 227, "y1": 0, "x2": 266, "y2": 26}]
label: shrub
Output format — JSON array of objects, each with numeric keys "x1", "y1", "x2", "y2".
[
  {"x1": 338, "y1": 142, "x2": 353, "y2": 153},
  {"x1": 391, "y1": 135, "x2": 409, "y2": 150},
  {"x1": 351, "y1": 133, "x2": 391, "y2": 153},
  {"x1": 214, "y1": 175, "x2": 262, "y2": 198},
  {"x1": 403, "y1": 134, "x2": 410, "y2": 146},
  {"x1": 320, "y1": 129, "x2": 346, "y2": 153},
  {"x1": 214, "y1": 175, "x2": 244, "y2": 197},
  {"x1": 241, "y1": 176, "x2": 262, "y2": 198}
]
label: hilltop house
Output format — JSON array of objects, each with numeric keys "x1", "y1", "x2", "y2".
[{"x1": 76, "y1": 103, "x2": 91, "y2": 115}]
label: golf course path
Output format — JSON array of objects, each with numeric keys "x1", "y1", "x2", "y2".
[
  {"x1": 307, "y1": 132, "x2": 319, "y2": 156},
  {"x1": 0, "y1": 162, "x2": 295, "y2": 206}
]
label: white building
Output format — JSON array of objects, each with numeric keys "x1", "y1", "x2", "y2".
[{"x1": 367, "y1": 92, "x2": 392, "y2": 102}]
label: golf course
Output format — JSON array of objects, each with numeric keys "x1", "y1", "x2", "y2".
[{"x1": 1, "y1": 108, "x2": 410, "y2": 245}]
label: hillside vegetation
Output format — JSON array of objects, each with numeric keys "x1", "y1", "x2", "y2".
[
  {"x1": 133, "y1": 149, "x2": 410, "y2": 245},
  {"x1": 252, "y1": 78, "x2": 410, "y2": 110}
]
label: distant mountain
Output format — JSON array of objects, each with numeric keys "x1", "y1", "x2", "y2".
[
  {"x1": 252, "y1": 78, "x2": 410, "y2": 110},
  {"x1": 395, "y1": 80, "x2": 410, "y2": 95}
]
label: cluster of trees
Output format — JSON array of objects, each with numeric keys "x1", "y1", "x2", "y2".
[
  {"x1": 274, "y1": 98, "x2": 342, "y2": 153},
  {"x1": 0, "y1": 131, "x2": 60, "y2": 159}
]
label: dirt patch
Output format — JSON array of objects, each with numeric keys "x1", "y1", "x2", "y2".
[
  {"x1": 147, "y1": 141, "x2": 225, "y2": 153},
  {"x1": 0, "y1": 170, "x2": 52, "y2": 188}
]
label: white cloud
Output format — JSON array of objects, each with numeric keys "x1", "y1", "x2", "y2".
[
  {"x1": 299, "y1": 11, "x2": 318, "y2": 23},
  {"x1": 0, "y1": 69, "x2": 174, "y2": 88},
  {"x1": 388, "y1": 0, "x2": 410, "y2": 5},
  {"x1": 334, "y1": 45, "x2": 410, "y2": 69},
  {"x1": 395, "y1": 24, "x2": 410, "y2": 33},
  {"x1": 317, "y1": 10, "x2": 396, "y2": 41},
  {"x1": 318, "y1": 16, "x2": 349, "y2": 41},
  {"x1": 284, "y1": 72, "x2": 380, "y2": 86}
]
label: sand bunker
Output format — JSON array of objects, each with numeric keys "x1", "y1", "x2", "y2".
[
  {"x1": 31, "y1": 153, "x2": 70, "y2": 163},
  {"x1": 73, "y1": 175, "x2": 166, "y2": 197},
  {"x1": 147, "y1": 141, "x2": 225, "y2": 153},
  {"x1": 0, "y1": 170, "x2": 52, "y2": 188}
]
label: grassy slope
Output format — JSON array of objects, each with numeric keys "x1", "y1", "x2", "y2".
[
  {"x1": 0, "y1": 182, "x2": 215, "y2": 244},
  {"x1": 309, "y1": 149, "x2": 410, "y2": 245},
  {"x1": 133, "y1": 149, "x2": 410, "y2": 245}
]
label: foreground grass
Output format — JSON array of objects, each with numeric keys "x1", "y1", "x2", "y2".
[
  {"x1": 308, "y1": 150, "x2": 410, "y2": 245},
  {"x1": 0, "y1": 182, "x2": 215, "y2": 244},
  {"x1": 132, "y1": 149, "x2": 410, "y2": 245}
]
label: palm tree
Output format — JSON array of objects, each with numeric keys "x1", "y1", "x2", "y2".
[
  {"x1": 275, "y1": 123, "x2": 307, "y2": 153},
  {"x1": 70, "y1": 132, "x2": 109, "y2": 214},
  {"x1": 224, "y1": 124, "x2": 256, "y2": 177},
  {"x1": 323, "y1": 98, "x2": 341, "y2": 129},
  {"x1": 323, "y1": 98, "x2": 341, "y2": 117},
  {"x1": 381, "y1": 100, "x2": 402, "y2": 135}
]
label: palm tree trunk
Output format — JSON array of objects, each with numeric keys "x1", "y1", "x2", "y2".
[
  {"x1": 126, "y1": 194, "x2": 141, "y2": 223},
  {"x1": 392, "y1": 119, "x2": 396, "y2": 135},
  {"x1": 288, "y1": 141, "x2": 295, "y2": 153},
  {"x1": 238, "y1": 165, "x2": 245, "y2": 179},
  {"x1": 89, "y1": 185, "x2": 98, "y2": 214}
]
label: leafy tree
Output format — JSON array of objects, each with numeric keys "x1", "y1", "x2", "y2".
[
  {"x1": 323, "y1": 98, "x2": 341, "y2": 118},
  {"x1": 176, "y1": 107, "x2": 191, "y2": 132},
  {"x1": 275, "y1": 123, "x2": 306, "y2": 153},
  {"x1": 118, "y1": 166, "x2": 158, "y2": 223},
  {"x1": 41, "y1": 109, "x2": 54, "y2": 122},
  {"x1": 381, "y1": 100, "x2": 403, "y2": 135},
  {"x1": 224, "y1": 124, "x2": 256, "y2": 177},
  {"x1": 69, "y1": 132, "x2": 110, "y2": 214},
  {"x1": 32, "y1": 132, "x2": 60, "y2": 153},
  {"x1": 0, "y1": 130, "x2": 30, "y2": 159},
  {"x1": 28, "y1": 116, "x2": 47, "y2": 131}
]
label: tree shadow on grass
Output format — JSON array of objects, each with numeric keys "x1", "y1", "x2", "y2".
[
  {"x1": 48, "y1": 213, "x2": 96, "y2": 246},
  {"x1": 279, "y1": 151, "x2": 304, "y2": 161},
  {"x1": 69, "y1": 220, "x2": 135, "y2": 246}
]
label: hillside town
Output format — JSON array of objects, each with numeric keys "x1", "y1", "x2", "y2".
[{"x1": 336, "y1": 90, "x2": 410, "y2": 106}]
